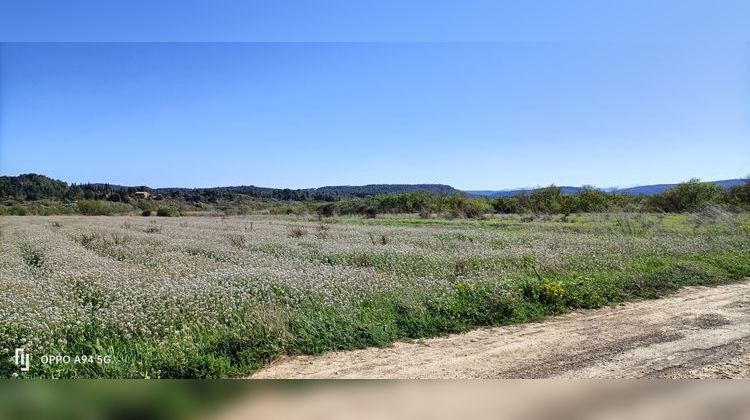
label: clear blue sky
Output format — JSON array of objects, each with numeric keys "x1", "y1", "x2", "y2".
[
  {"x1": 2, "y1": 0, "x2": 750, "y2": 42},
  {"x1": 0, "y1": 3, "x2": 748, "y2": 189}
]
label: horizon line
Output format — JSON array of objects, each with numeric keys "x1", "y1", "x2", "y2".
[{"x1": 1, "y1": 172, "x2": 746, "y2": 192}]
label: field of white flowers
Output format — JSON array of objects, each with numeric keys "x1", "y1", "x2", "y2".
[{"x1": 2, "y1": 212, "x2": 749, "y2": 378}]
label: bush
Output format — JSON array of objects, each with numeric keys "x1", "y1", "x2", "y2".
[
  {"x1": 364, "y1": 207, "x2": 378, "y2": 218},
  {"x1": 575, "y1": 186, "x2": 611, "y2": 212},
  {"x1": 492, "y1": 197, "x2": 520, "y2": 214},
  {"x1": 77, "y1": 199, "x2": 131, "y2": 216},
  {"x1": 8, "y1": 206, "x2": 27, "y2": 216},
  {"x1": 156, "y1": 206, "x2": 180, "y2": 217},
  {"x1": 727, "y1": 179, "x2": 750, "y2": 208},
  {"x1": 142, "y1": 210, "x2": 152, "y2": 216},
  {"x1": 539, "y1": 281, "x2": 565, "y2": 305},
  {"x1": 318, "y1": 203, "x2": 336, "y2": 217},
  {"x1": 463, "y1": 199, "x2": 491, "y2": 218},
  {"x1": 135, "y1": 200, "x2": 154, "y2": 212},
  {"x1": 648, "y1": 179, "x2": 723, "y2": 212}
]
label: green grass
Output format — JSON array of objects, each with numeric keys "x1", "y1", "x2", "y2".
[
  {"x1": 5, "y1": 247, "x2": 749, "y2": 378},
  {"x1": 2, "y1": 213, "x2": 749, "y2": 378}
]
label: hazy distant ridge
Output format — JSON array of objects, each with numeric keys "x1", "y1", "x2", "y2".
[{"x1": 466, "y1": 179, "x2": 746, "y2": 197}]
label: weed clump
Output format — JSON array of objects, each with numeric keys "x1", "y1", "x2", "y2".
[
  {"x1": 288, "y1": 226, "x2": 306, "y2": 238},
  {"x1": 227, "y1": 234, "x2": 246, "y2": 248},
  {"x1": 315, "y1": 223, "x2": 330, "y2": 239},
  {"x1": 368, "y1": 232, "x2": 388, "y2": 245},
  {"x1": 144, "y1": 222, "x2": 163, "y2": 234},
  {"x1": 20, "y1": 243, "x2": 45, "y2": 269},
  {"x1": 76, "y1": 232, "x2": 98, "y2": 247}
]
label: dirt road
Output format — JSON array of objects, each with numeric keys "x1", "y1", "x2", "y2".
[{"x1": 252, "y1": 280, "x2": 750, "y2": 379}]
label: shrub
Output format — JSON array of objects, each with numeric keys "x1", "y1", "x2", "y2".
[
  {"x1": 364, "y1": 207, "x2": 378, "y2": 219},
  {"x1": 492, "y1": 197, "x2": 520, "y2": 214},
  {"x1": 318, "y1": 204, "x2": 336, "y2": 217},
  {"x1": 539, "y1": 281, "x2": 565, "y2": 305},
  {"x1": 77, "y1": 199, "x2": 131, "y2": 216},
  {"x1": 8, "y1": 206, "x2": 27, "y2": 216},
  {"x1": 142, "y1": 210, "x2": 152, "y2": 217},
  {"x1": 727, "y1": 179, "x2": 750, "y2": 208},
  {"x1": 575, "y1": 186, "x2": 611, "y2": 212},
  {"x1": 156, "y1": 206, "x2": 180, "y2": 217},
  {"x1": 463, "y1": 204, "x2": 485, "y2": 219},
  {"x1": 648, "y1": 179, "x2": 724, "y2": 212},
  {"x1": 136, "y1": 200, "x2": 154, "y2": 212},
  {"x1": 528, "y1": 186, "x2": 563, "y2": 214}
]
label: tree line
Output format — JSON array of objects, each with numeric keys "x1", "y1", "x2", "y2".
[
  {"x1": 0, "y1": 174, "x2": 458, "y2": 203},
  {"x1": 1, "y1": 174, "x2": 748, "y2": 217},
  {"x1": 319, "y1": 179, "x2": 750, "y2": 217}
]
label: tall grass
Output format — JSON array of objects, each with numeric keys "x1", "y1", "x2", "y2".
[{"x1": 1, "y1": 213, "x2": 748, "y2": 378}]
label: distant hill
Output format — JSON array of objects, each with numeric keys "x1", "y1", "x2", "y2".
[
  {"x1": 0, "y1": 174, "x2": 461, "y2": 202},
  {"x1": 468, "y1": 186, "x2": 582, "y2": 197},
  {"x1": 612, "y1": 179, "x2": 747, "y2": 196},
  {"x1": 2, "y1": 173, "x2": 746, "y2": 202},
  {"x1": 466, "y1": 179, "x2": 747, "y2": 197},
  {"x1": 312, "y1": 184, "x2": 459, "y2": 198},
  {"x1": 151, "y1": 183, "x2": 460, "y2": 201}
]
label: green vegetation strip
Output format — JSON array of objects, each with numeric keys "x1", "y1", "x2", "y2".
[{"x1": 3, "y1": 247, "x2": 748, "y2": 378}]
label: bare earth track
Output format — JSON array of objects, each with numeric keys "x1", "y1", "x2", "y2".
[{"x1": 252, "y1": 280, "x2": 750, "y2": 379}]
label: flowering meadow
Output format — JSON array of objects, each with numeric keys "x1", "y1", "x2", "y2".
[{"x1": 2, "y1": 212, "x2": 749, "y2": 378}]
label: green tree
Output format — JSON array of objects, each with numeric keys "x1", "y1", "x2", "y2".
[
  {"x1": 492, "y1": 197, "x2": 520, "y2": 214},
  {"x1": 649, "y1": 179, "x2": 723, "y2": 212},
  {"x1": 727, "y1": 178, "x2": 750, "y2": 208},
  {"x1": 575, "y1": 186, "x2": 611, "y2": 212},
  {"x1": 529, "y1": 186, "x2": 562, "y2": 214}
]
